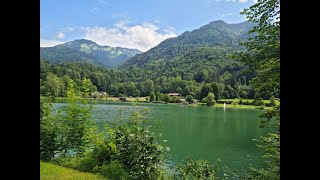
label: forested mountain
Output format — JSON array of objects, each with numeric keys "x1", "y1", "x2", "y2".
[
  {"x1": 40, "y1": 20, "x2": 275, "y2": 100},
  {"x1": 40, "y1": 39, "x2": 141, "y2": 68},
  {"x1": 121, "y1": 20, "x2": 255, "y2": 68}
]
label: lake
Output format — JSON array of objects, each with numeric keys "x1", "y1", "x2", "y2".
[{"x1": 52, "y1": 102, "x2": 270, "y2": 175}]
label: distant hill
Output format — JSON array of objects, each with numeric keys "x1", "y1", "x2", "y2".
[
  {"x1": 121, "y1": 20, "x2": 256, "y2": 68},
  {"x1": 41, "y1": 20, "x2": 263, "y2": 99},
  {"x1": 40, "y1": 39, "x2": 142, "y2": 68}
]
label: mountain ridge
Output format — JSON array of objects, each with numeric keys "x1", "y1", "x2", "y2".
[
  {"x1": 120, "y1": 20, "x2": 256, "y2": 68},
  {"x1": 40, "y1": 39, "x2": 142, "y2": 68}
]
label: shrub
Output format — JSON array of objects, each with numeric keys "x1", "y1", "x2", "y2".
[
  {"x1": 202, "y1": 92, "x2": 216, "y2": 106},
  {"x1": 269, "y1": 96, "x2": 276, "y2": 106},
  {"x1": 40, "y1": 101, "x2": 58, "y2": 161},
  {"x1": 232, "y1": 101, "x2": 238, "y2": 107},
  {"x1": 176, "y1": 158, "x2": 215, "y2": 180},
  {"x1": 90, "y1": 141, "x2": 118, "y2": 167},
  {"x1": 186, "y1": 95, "x2": 194, "y2": 104},
  {"x1": 150, "y1": 92, "x2": 155, "y2": 102},
  {"x1": 107, "y1": 109, "x2": 166, "y2": 179},
  {"x1": 170, "y1": 96, "x2": 180, "y2": 103},
  {"x1": 253, "y1": 98, "x2": 265, "y2": 106},
  {"x1": 98, "y1": 160, "x2": 129, "y2": 180},
  {"x1": 55, "y1": 79, "x2": 94, "y2": 156},
  {"x1": 163, "y1": 94, "x2": 170, "y2": 103}
]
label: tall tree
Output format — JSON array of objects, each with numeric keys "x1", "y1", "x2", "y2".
[
  {"x1": 81, "y1": 77, "x2": 90, "y2": 98},
  {"x1": 236, "y1": 0, "x2": 280, "y2": 179},
  {"x1": 200, "y1": 84, "x2": 213, "y2": 100},
  {"x1": 239, "y1": 0, "x2": 280, "y2": 97}
]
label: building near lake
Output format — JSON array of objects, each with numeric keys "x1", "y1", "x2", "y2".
[{"x1": 168, "y1": 92, "x2": 181, "y2": 97}]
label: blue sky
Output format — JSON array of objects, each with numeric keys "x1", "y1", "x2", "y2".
[{"x1": 40, "y1": 0, "x2": 256, "y2": 51}]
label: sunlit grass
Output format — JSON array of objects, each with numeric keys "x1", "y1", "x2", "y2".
[{"x1": 40, "y1": 161, "x2": 106, "y2": 180}]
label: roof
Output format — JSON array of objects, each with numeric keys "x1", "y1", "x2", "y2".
[{"x1": 168, "y1": 93, "x2": 181, "y2": 96}]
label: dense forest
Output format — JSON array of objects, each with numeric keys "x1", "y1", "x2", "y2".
[{"x1": 40, "y1": 20, "x2": 277, "y2": 100}]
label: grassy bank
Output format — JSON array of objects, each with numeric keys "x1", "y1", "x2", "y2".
[
  {"x1": 40, "y1": 161, "x2": 105, "y2": 180},
  {"x1": 41, "y1": 96, "x2": 275, "y2": 110},
  {"x1": 218, "y1": 98, "x2": 280, "y2": 106}
]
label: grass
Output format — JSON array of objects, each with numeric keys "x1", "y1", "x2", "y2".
[
  {"x1": 41, "y1": 96, "x2": 277, "y2": 110},
  {"x1": 107, "y1": 96, "x2": 147, "y2": 102},
  {"x1": 41, "y1": 96, "x2": 147, "y2": 103},
  {"x1": 40, "y1": 161, "x2": 106, "y2": 180},
  {"x1": 218, "y1": 98, "x2": 280, "y2": 105},
  {"x1": 195, "y1": 102, "x2": 272, "y2": 110}
]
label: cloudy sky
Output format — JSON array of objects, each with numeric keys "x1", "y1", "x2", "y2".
[{"x1": 40, "y1": 0, "x2": 256, "y2": 52}]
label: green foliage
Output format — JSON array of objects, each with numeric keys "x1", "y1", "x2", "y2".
[
  {"x1": 253, "y1": 97, "x2": 265, "y2": 106},
  {"x1": 170, "y1": 96, "x2": 180, "y2": 103},
  {"x1": 185, "y1": 95, "x2": 194, "y2": 104},
  {"x1": 238, "y1": 0, "x2": 280, "y2": 97},
  {"x1": 176, "y1": 158, "x2": 215, "y2": 180},
  {"x1": 211, "y1": 82, "x2": 221, "y2": 100},
  {"x1": 259, "y1": 106, "x2": 280, "y2": 131},
  {"x1": 40, "y1": 101, "x2": 58, "y2": 161},
  {"x1": 239, "y1": 98, "x2": 243, "y2": 104},
  {"x1": 40, "y1": 20, "x2": 262, "y2": 101},
  {"x1": 81, "y1": 77, "x2": 95, "y2": 98},
  {"x1": 40, "y1": 39, "x2": 141, "y2": 68},
  {"x1": 134, "y1": 89, "x2": 140, "y2": 97},
  {"x1": 42, "y1": 73, "x2": 65, "y2": 97},
  {"x1": 150, "y1": 91, "x2": 155, "y2": 102},
  {"x1": 202, "y1": 92, "x2": 216, "y2": 106},
  {"x1": 163, "y1": 94, "x2": 170, "y2": 103},
  {"x1": 155, "y1": 92, "x2": 162, "y2": 102},
  {"x1": 269, "y1": 95, "x2": 276, "y2": 106},
  {"x1": 90, "y1": 141, "x2": 119, "y2": 167},
  {"x1": 251, "y1": 133, "x2": 280, "y2": 180},
  {"x1": 40, "y1": 161, "x2": 105, "y2": 180},
  {"x1": 56, "y1": 79, "x2": 93, "y2": 156},
  {"x1": 200, "y1": 84, "x2": 213, "y2": 100},
  {"x1": 232, "y1": 100, "x2": 238, "y2": 107},
  {"x1": 97, "y1": 160, "x2": 129, "y2": 180},
  {"x1": 107, "y1": 108, "x2": 165, "y2": 179}
]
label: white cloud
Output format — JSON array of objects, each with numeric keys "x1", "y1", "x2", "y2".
[
  {"x1": 57, "y1": 32, "x2": 65, "y2": 39},
  {"x1": 83, "y1": 22, "x2": 177, "y2": 52},
  {"x1": 253, "y1": 0, "x2": 258, "y2": 3},
  {"x1": 40, "y1": 39, "x2": 65, "y2": 47},
  {"x1": 239, "y1": 0, "x2": 248, "y2": 3}
]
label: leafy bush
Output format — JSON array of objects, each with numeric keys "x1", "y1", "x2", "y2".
[
  {"x1": 98, "y1": 160, "x2": 129, "y2": 180},
  {"x1": 176, "y1": 158, "x2": 216, "y2": 180},
  {"x1": 269, "y1": 96, "x2": 276, "y2": 106},
  {"x1": 185, "y1": 95, "x2": 193, "y2": 104},
  {"x1": 107, "y1": 109, "x2": 166, "y2": 179},
  {"x1": 232, "y1": 101, "x2": 238, "y2": 107},
  {"x1": 150, "y1": 91, "x2": 155, "y2": 102},
  {"x1": 40, "y1": 101, "x2": 58, "y2": 161},
  {"x1": 253, "y1": 97, "x2": 265, "y2": 106},
  {"x1": 163, "y1": 94, "x2": 170, "y2": 103},
  {"x1": 202, "y1": 92, "x2": 216, "y2": 106},
  {"x1": 239, "y1": 98, "x2": 243, "y2": 104},
  {"x1": 170, "y1": 96, "x2": 180, "y2": 103},
  {"x1": 55, "y1": 79, "x2": 94, "y2": 156}
]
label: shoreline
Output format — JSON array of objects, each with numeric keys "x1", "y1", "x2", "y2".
[{"x1": 41, "y1": 96, "x2": 274, "y2": 110}]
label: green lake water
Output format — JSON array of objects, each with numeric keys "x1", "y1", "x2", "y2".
[{"x1": 52, "y1": 102, "x2": 270, "y2": 174}]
